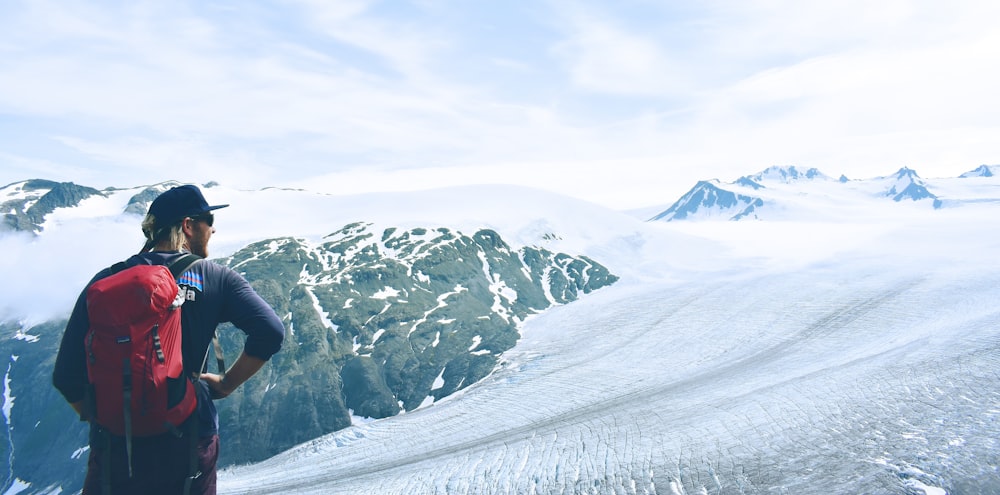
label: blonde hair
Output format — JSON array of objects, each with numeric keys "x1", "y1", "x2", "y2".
[{"x1": 140, "y1": 213, "x2": 186, "y2": 252}]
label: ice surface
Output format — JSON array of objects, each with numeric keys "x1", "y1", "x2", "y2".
[{"x1": 218, "y1": 259, "x2": 1000, "y2": 493}]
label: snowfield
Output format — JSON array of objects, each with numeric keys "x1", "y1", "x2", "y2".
[
  {"x1": 218, "y1": 266, "x2": 1000, "y2": 494},
  {"x1": 215, "y1": 181, "x2": 1000, "y2": 494}
]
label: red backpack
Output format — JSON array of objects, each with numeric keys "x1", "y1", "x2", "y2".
[{"x1": 84, "y1": 255, "x2": 201, "y2": 454}]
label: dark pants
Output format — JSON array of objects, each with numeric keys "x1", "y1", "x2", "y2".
[{"x1": 83, "y1": 432, "x2": 219, "y2": 495}]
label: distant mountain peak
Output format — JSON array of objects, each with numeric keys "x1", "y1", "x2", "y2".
[
  {"x1": 1, "y1": 180, "x2": 104, "y2": 234},
  {"x1": 750, "y1": 165, "x2": 828, "y2": 183},
  {"x1": 881, "y1": 168, "x2": 940, "y2": 206},
  {"x1": 960, "y1": 165, "x2": 998, "y2": 178},
  {"x1": 0, "y1": 179, "x2": 221, "y2": 231},
  {"x1": 650, "y1": 180, "x2": 764, "y2": 222},
  {"x1": 647, "y1": 164, "x2": 978, "y2": 222},
  {"x1": 122, "y1": 182, "x2": 185, "y2": 216}
]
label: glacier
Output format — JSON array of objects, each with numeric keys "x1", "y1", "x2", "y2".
[
  {"x1": 215, "y1": 180, "x2": 1000, "y2": 494},
  {"x1": 217, "y1": 267, "x2": 1000, "y2": 494}
]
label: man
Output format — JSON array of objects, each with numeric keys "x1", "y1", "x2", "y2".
[{"x1": 53, "y1": 184, "x2": 285, "y2": 494}]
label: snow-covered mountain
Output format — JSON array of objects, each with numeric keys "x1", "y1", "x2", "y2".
[
  {"x1": 959, "y1": 164, "x2": 999, "y2": 178},
  {"x1": 747, "y1": 165, "x2": 829, "y2": 182},
  {"x1": 1, "y1": 179, "x2": 104, "y2": 233},
  {"x1": 3, "y1": 168, "x2": 1000, "y2": 494},
  {"x1": 648, "y1": 180, "x2": 765, "y2": 222},
  {"x1": 648, "y1": 165, "x2": 1000, "y2": 222}
]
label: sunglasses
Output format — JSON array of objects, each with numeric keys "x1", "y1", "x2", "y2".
[{"x1": 188, "y1": 213, "x2": 215, "y2": 227}]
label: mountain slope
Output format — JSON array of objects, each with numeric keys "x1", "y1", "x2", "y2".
[
  {"x1": 1, "y1": 180, "x2": 104, "y2": 233},
  {"x1": 648, "y1": 180, "x2": 765, "y2": 221},
  {"x1": 879, "y1": 167, "x2": 941, "y2": 206},
  {"x1": 212, "y1": 223, "x2": 617, "y2": 464},
  {"x1": 959, "y1": 164, "x2": 999, "y2": 177}
]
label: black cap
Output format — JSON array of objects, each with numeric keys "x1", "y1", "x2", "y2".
[{"x1": 148, "y1": 184, "x2": 229, "y2": 228}]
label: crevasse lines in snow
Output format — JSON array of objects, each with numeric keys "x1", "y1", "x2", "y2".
[{"x1": 219, "y1": 262, "x2": 1000, "y2": 494}]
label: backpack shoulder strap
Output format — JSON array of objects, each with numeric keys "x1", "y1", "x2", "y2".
[
  {"x1": 167, "y1": 254, "x2": 202, "y2": 281},
  {"x1": 104, "y1": 253, "x2": 201, "y2": 279},
  {"x1": 107, "y1": 260, "x2": 129, "y2": 276}
]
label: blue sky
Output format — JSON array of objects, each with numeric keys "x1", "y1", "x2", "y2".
[{"x1": 2, "y1": 0, "x2": 998, "y2": 208}]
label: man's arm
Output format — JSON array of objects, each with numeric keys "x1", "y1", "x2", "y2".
[
  {"x1": 221, "y1": 267, "x2": 285, "y2": 360},
  {"x1": 202, "y1": 265, "x2": 284, "y2": 399},
  {"x1": 200, "y1": 351, "x2": 267, "y2": 399},
  {"x1": 53, "y1": 289, "x2": 94, "y2": 416}
]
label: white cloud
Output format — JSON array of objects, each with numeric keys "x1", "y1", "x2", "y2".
[
  {"x1": 680, "y1": 19, "x2": 1000, "y2": 178},
  {"x1": 552, "y1": 14, "x2": 684, "y2": 95},
  {"x1": 0, "y1": 218, "x2": 137, "y2": 324},
  {"x1": 280, "y1": 156, "x2": 702, "y2": 211},
  {"x1": 289, "y1": 0, "x2": 447, "y2": 81},
  {"x1": 53, "y1": 136, "x2": 277, "y2": 189},
  {"x1": 1, "y1": 1, "x2": 999, "y2": 208}
]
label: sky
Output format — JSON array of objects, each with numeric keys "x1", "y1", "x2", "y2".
[{"x1": 1, "y1": 0, "x2": 999, "y2": 209}]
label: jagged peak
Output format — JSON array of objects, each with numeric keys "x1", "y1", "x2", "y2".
[
  {"x1": 2, "y1": 179, "x2": 96, "y2": 197},
  {"x1": 959, "y1": 164, "x2": 998, "y2": 178},
  {"x1": 648, "y1": 163, "x2": 977, "y2": 222},
  {"x1": 2, "y1": 179, "x2": 60, "y2": 191},
  {"x1": 695, "y1": 178, "x2": 722, "y2": 186},
  {"x1": 2, "y1": 180, "x2": 105, "y2": 234},
  {"x1": 122, "y1": 181, "x2": 191, "y2": 216},
  {"x1": 650, "y1": 180, "x2": 764, "y2": 222},
  {"x1": 879, "y1": 167, "x2": 939, "y2": 206},
  {"x1": 750, "y1": 165, "x2": 828, "y2": 182},
  {"x1": 891, "y1": 167, "x2": 921, "y2": 179},
  {"x1": 883, "y1": 167, "x2": 926, "y2": 187},
  {"x1": 667, "y1": 180, "x2": 728, "y2": 205}
]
